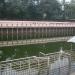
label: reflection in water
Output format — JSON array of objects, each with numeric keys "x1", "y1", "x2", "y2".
[{"x1": 1, "y1": 58, "x2": 74, "y2": 75}]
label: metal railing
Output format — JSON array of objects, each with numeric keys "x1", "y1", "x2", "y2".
[{"x1": 0, "y1": 51, "x2": 72, "y2": 75}]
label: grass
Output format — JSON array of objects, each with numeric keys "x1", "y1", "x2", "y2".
[{"x1": 0, "y1": 42, "x2": 75, "y2": 61}]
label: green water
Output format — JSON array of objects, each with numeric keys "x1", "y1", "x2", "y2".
[{"x1": 0, "y1": 42, "x2": 75, "y2": 61}]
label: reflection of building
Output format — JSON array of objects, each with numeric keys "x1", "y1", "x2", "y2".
[{"x1": 0, "y1": 21, "x2": 75, "y2": 41}]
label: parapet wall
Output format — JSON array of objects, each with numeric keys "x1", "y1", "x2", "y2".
[{"x1": 0, "y1": 21, "x2": 75, "y2": 28}]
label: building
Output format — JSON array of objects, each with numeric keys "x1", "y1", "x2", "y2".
[
  {"x1": 0, "y1": 20, "x2": 75, "y2": 46},
  {"x1": 0, "y1": 20, "x2": 75, "y2": 41}
]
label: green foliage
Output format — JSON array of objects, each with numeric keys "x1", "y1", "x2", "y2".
[
  {"x1": 0, "y1": 0, "x2": 75, "y2": 20},
  {"x1": 0, "y1": 0, "x2": 61, "y2": 20},
  {"x1": 65, "y1": 3, "x2": 75, "y2": 19}
]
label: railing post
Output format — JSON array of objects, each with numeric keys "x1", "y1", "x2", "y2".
[
  {"x1": 68, "y1": 55, "x2": 71, "y2": 75},
  {"x1": 28, "y1": 58, "x2": 31, "y2": 75},
  {"x1": 38, "y1": 58, "x2": 40, "y2": 75},
  {"x1": 47, "y1": 57, "x2": 50, "y2": 75},
  {"x1": 6, "y1": 24, "x2": 8, "y2": 45},
  {"x1": 17, "y1": 24, "x2": 18, "y2": 43},
  {"x1": 21, "y1": 22, "x2": 23, "y2": 44},
  {"x1": 12, "y1": 24, "x2": 13, "y2": 45}
]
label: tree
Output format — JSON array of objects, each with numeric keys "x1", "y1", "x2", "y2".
[
  {"x1": 0, "y1": 0, "x2": 6, "y2": 19},
  {"x1": 0, "y1": 0, "x2": 62, "y2": 20},
  {"x1": 36, "y1": 0, "x2": 61, "y2": 20},
  {"x1": 65, "y1": 2, "x2": 75, "y2": 19}
]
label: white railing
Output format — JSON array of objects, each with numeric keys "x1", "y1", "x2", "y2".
[{"x1": 0, "y1": 51, "x2": 72, "y2": 75}]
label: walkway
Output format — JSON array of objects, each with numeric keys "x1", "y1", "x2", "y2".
[{"x1": 0, "y1": 36, "x2": 72, "y2": 47}]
